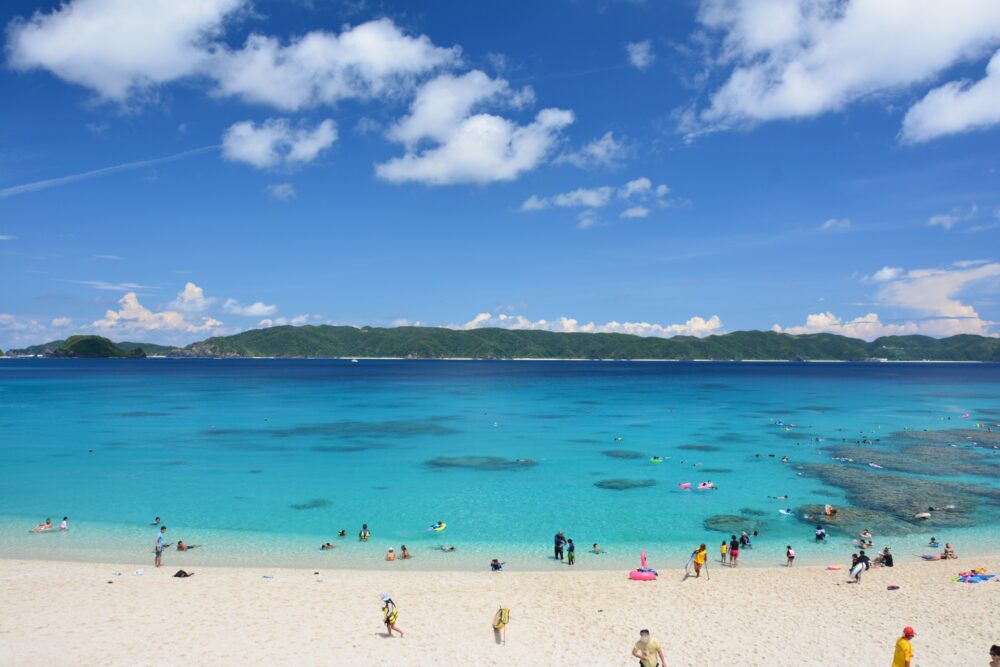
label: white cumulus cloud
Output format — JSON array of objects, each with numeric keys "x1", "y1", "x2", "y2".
[
  {"x1": 621, "y1": 206, "x2": 651, "y2": 219},
  {"x1": 222, "y1": 119, "x2": 337, "y2": 169},
  {"x1": 376, "y1": 108, "x2": 574, "y2": 185},
  {"x1": 6, "y1": 0, "x2": 241, "y2": 101},
  {"x1": 687, "y1": 0, "x2": 1000, "y2": 139},
  {"x1": 169, "y1": 282, "x2": 215, "y2": 312},
  {"x1": 626, "y1": 40, "x2": 655, "y2": 70},
  {"x1": 775, "y1": 260, "x2": 1000, "y2": 339},
  {"x1": 555, "y1": 131, "x2": 629, "y2": 169},
  {"x1": 456, "y1": 312, "x2": 723, "y2": 338},
  {"x1": 902, "y1": 49, "x2": 1000, "y2": 143},
  {"x1": 93, "y1": 292, "x2": 222, "y2": 333},
  {"x1": 266, "y1": 183, "x2": 296, "y2": 200},
  {"x1": 223, "y1": 298, "x2": 277, "y2": 317}
]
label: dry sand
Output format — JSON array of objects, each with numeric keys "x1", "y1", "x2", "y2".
[{"x1": 1, "y1": 556, "x2": 997, "y2": 666}]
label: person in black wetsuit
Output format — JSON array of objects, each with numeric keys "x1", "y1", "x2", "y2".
[{"x1": 554, "y1": 531, "x2": 566, "y2": 560}]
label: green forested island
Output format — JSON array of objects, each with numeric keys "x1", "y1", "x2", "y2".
[{"x1": 6, "y1": 326, "x2": 1000, "y2": 361}]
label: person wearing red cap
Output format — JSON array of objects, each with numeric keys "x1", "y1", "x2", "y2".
[{"x1": 892, "y1": 627, "x2": 915, "y2": 667}]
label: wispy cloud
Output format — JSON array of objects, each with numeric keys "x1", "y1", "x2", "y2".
[
  {"x1": 0, "y1": 145, "x2": 218, "y2": 199},
  {"x1": 68, "y1": 280, "x2": 157, "y2": 291}
]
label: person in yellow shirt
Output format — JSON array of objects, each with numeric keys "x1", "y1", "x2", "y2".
[
  {"x1": 632, "y1": 629, "x2": 666, "y2": 667},
  {"x1": 720, "y1": 540, "x2": 728, "y2": 564},
  {"x1": 692, "y1": 543, "x2": 708, "y2": 577},
  {"x1": 892, "y1": 626, "x2": 915, "y2": 667}
]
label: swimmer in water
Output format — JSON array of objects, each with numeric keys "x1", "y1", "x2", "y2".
[
  {"x1": 769, "y1": 495, "x2": 789, "y2": 500},
  {"x1": 176, "y1": 541, "x2": 201, "y2": 551},
  {"x1": 32, "y1": 518, "x2": 53, "y2": 533},
  {"x1": 321, "y1": 543, "x2": 336, "y2": 550},
  {"x1": 439, "y1": 545, "x2": 456, "y2": 552},
  {"x1": 401, "y1": 545, "x2": 411, "y2": 559},
  {"x1": 592, "y1": 543, "x2": 604, "y2": 554},
  {"x1": 151, "y1": 517, "x2": 161, "y2": 526},
  {"x1": 338, "y1": 530, "x2": 347, "y2": 538}
]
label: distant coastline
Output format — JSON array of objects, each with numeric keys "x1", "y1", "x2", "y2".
[{"x1": 5, "y1": 326, "x2": 1000, "y2": 362}]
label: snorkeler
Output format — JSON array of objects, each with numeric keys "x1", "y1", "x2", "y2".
[
  {"x1": 176, "y1": 541, "x2": 201, "y2": 551},
  {"x1": 321, "y1": 543, "x2": 336, "y2": 550},
  {"x1": 338, "y1": 530, "x2": 347, "y2": 538}
]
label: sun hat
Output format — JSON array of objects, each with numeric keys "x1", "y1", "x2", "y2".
[
  {"x1": 380, "y1": 593, "x2": 390, "y2": 602},
  {"x1": 903, "y1": 626, "x2": 916, "y2": 637}
]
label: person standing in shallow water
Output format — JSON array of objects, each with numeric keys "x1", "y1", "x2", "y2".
[
  {"x1": 553, "y1": 531, "x2": 565, "y2": 560},
  {"x1": 566, "y1": 539, "x2": 576, "y2": 565},
  {"x1": 154, "y1": 526, "x2": 168, "y2": 568}
]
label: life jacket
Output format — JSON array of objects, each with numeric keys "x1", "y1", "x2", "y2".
[{"x1": 383, "y1": 603, "x2": 398, "y2": 624}]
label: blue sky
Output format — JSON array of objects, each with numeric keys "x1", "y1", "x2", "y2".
[{"x1": 2, "y1": 0, "x2": 1000, "y2": 348}]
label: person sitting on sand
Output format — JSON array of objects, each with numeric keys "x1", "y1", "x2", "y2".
[
  {"x1": 59, "y1": 517, "x2": 68, "y2": 531},
  {"x1": 385, "y1": 548, "x2": 396, "y2": 561},
  {"x1": 439, "y1": 545, "x2": 456, "y2": 552},
  {"x1": 176, "y1": 541, "x2": 200, "y2": 551},
  {"x1": 592, "y1": 543, "x2": 604, "y2": 554},
  {"x1": 874, "y1": 547, "x2": 893, "y2": 568},
  {"x1": 320, "y1": 543, "x2": 336, "y2": 550},
  {"x1": 401, "y1": 545, "x2": 411, "y2": 559},
  {"x1": 32, "y1": 518, "x2": 53, "y2": 533},
  {"x1": 943, "y1": 543, "x2": 956, "y2": 559},
  {"x1": 490, "y1": 559, "x2": 503, "y2": 571}
]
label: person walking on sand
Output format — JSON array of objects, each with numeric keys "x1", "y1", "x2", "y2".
[
  {"x1": 632, "y1": 629, "x2": 666, "y2": 667},
  {"x1": 554, "y1": 531, "x2": 566, "y2": 560},
  {"x1": 380, "y1": 593, "x2": 404, "y2": 638},
  {"x1": 567, "y1": 539, "x2": 576, "y2": 565},
  {"x1": 692, "y1": 543, "x2": 707, "y2": 577},
  {"x1": 892, "y1": 627, "x2": 915, "y2": 667},
  {"x1": 154, "y1": 526, "x2": 168, "y2": 568}
]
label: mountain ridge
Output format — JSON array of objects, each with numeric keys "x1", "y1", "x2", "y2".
[{"x1": 5, "y1": 326, "x2": 1000, "y2": 361}]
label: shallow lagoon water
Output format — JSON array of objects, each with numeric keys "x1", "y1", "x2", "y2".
[{"x1": 1, "y1": 359, "x2": 998, "y2": 571}]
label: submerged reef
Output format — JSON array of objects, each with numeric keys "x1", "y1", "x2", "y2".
[
  {"x1": 797, "y1": 463, "x2": 1000, "y2": 534},
  {"x1": 601, "y1": 450, "x2": 645, "y2": 459},
  {"x1": 677, "y1": 444, "x2": 722, "y2": 452},
  {"x1": 704, "y1": 514, "x2": 764, "y2": 534},
  {"x1": 426, "y1": 456, "x2": 537, "y2": 471},
  {"x1": 289, "y1": 498, "x2": 332, "y2": 510},
  {"x1": 823, "y1": 443, "x2": 1000, "y2": 479},
  {"x1": 594, "y1": 478, "x2": 656, "y2": 490}
]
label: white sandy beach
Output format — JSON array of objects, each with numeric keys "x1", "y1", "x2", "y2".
[{"x1": 1, "y1": 556, "x2": 997, "y2": 666}]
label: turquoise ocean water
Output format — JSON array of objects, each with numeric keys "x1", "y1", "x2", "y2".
[{"x1": 1, "y1": 359, "x2": 998, "y2": 571}]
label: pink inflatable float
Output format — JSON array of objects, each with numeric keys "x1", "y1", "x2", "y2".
[
  {"x1": 677, "y1": 482, "x2": 692, "y2": 490},
  {"x1": 629, "y1": 551, "x2": 658, "y2": 581}
]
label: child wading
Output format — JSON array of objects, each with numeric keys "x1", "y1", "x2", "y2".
[{"x1": 567, "y1": 539, "x2": 576, "y2": 565}]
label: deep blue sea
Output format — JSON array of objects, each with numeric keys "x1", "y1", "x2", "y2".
[{"x1": 1, "y1": 359, "x2": 998, "y2": 571}]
